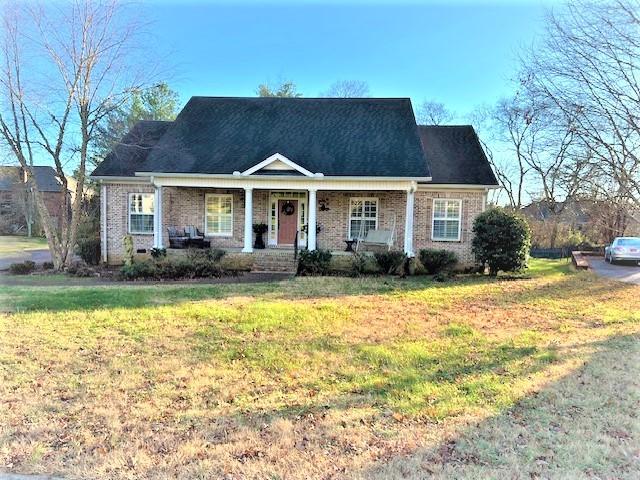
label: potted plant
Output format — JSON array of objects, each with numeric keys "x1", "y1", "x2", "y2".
[{"x1": 253, "y1": 223, "x2": 268, "y2": 249}]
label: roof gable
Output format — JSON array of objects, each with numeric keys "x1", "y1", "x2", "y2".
[{"x1": 241, "y1": 153, "x2": 317, "y2": 177}]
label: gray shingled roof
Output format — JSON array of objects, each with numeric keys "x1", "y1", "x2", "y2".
[
  {"x1": 417, "y1": 126, "x2": 498, "y2": 185},
  {"x1": 91, "y1": 120, "x2": 173, "y2": 177},
  {"x1": 0, "y1": 166, "x2": 20, "y2": 191},
  {"x1": 0, "y1": 165, "x2": 63, "y2": 192},
  {"x1": 90, "y1": 98, "x2": 498, "y2": 186},
  {"x1": 92, "y1": 97, "x2": 430, "y2": 178}
]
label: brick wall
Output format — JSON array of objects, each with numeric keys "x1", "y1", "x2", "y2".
[
  {"x1": 104, "y1": 184, "x2": 486, "y2": 266},
  {"x1": 316, "y1": 191, "x2": 407, "y2": 251},
  {"x1": 413, "y1": 190, "x2": 485, "y2": 265},
  {"x1": 103, "y1": 183, "x2": 155, "y2": 263},
  {"x1": 104, "y1": 185, "x2": 270, "y2": 263}
]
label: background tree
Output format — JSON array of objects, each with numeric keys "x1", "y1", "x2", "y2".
[
  {"x1": 522, "y1": 0, "x2": 640, "y2": 222},
  {"x1": 92, "y1": 82, "x2": 179, "y2": 167},
  {"x1": 416, "y1": 100, "x2": 454, "y2": 125},
  {"x1": 0, "y1": 1, "x2": 150, "y2": 269},
  {"x1": 322, "y1": 80, "x2": 370, "y2": 98},
  {"x1": 257, "y1": 80, "x2": 302, "y2": 98}
]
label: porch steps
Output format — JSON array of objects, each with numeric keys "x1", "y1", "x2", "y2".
[{"x1": 250, "y1": 250, "x2": 298, "y2": 273}]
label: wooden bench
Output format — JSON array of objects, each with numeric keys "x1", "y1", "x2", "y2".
[{"x1": 571, "y1": 251, "x2": 590, "y2": 270}]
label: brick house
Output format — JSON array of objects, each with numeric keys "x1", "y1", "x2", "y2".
[
  {"x1": 91, "y1": 97, "x2": 498, "y2": 268},
  {"x1": 0, "y1": 165, "x2": 67, "y2": 234}
]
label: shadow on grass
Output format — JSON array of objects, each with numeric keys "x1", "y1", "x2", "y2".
[
  {"x1": 187, "y1": 325, "x2": 568, "y2": 423},
  {"x1": 358, "y1": 333, "x2": 640, "y2": 479}
]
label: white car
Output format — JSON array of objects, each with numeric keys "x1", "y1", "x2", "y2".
[{"x1": 605, "y1": 237, "x2": 640, "y2": 264}]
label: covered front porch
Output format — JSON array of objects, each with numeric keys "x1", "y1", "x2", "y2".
[{"x1": 148, "y1": 175, "x2": 418, "y2": 257}]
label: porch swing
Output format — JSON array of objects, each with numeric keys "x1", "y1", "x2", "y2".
[{"x1": 354, "y1": 211, "x2": 397, "y2": 252}]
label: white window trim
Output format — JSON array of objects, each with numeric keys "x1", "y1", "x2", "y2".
[
  {"x1": 128, "y1": 192, "x2": 154, "y2": 235},
  {"x1": 348, "y1": 197, "x2": 379, "y2": 240},
  {"x1": 205, "y1": 193, "x2": 234, "y2": 237},
  {"x1": 431, "y1": 198, "x2": 462, "y2": 242}
]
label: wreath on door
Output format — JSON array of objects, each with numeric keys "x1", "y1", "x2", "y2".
[{"x1": 281, "y1": 201, "x2": 295, "y2": 216}]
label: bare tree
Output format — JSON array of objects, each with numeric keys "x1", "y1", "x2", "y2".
[
  {"x1": 523, "y1": 0, "x2": 640, "y2": 220},
  {"x1": 416, "y1": 100, "x2": 454, "y2": 125},
  {"x1": 322, "y1": 80, "x2": 370, "y2": 98},
  {"x1": 0, "y1": 1, "x2": 148, "y2": 269}
]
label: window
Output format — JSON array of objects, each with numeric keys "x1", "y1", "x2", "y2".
[
  {"x1": 432, "y1": 199, "x2": 461, "y2": 241},
  {"x1": 205, "y1": 194, "x2": 233, "y2": 236},
  {"x1": 349, "y1": 198, "x2": 378, "y2": 239},
  {"x1": 128, "y1": 193, "x2": 154, "y2": 234}
]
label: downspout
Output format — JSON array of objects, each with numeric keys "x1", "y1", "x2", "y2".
[{"x1": 100, "y1": 182, "x2": 108, "y2": 263}]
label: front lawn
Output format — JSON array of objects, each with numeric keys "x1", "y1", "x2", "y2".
[
  {"x1": 0, "y1": 235, "x2": 48, "y2": 257},
  {"x1": 0, "y1": 259, "x2": 638, "y2": 479}
]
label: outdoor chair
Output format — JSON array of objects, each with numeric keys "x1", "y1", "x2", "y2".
[
  {"x1": 167, "y1": 226, "x2": 190, "y2": 249},
  {"x1": 185, "y1": 225, "x2": 210, "y2": 249}
]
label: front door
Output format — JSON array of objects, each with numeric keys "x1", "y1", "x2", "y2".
[{"x1": 277, "y1": 199, "x2": 298, "y2": 245}]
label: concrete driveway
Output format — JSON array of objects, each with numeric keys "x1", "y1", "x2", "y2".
[
  {"x1": 0, "y1": 249, "x2": 52, "y2": 271},
  {"x1": 587, "y1": 257, "x2": 640, "y2": 285}
]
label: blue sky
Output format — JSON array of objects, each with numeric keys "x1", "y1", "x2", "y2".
[{"x1": 143, "y1": 0, "x2": 556, "y2": 116}]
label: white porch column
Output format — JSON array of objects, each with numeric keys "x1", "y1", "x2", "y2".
[
  {"x1": 243, "y1": 187, "x2": 253, "y2": 253},
  {"x1": 153, "y1": 185, "x2": 164, "y2": 249},
  {"x1": 307, "y1": 188, "x2": 317, "y2": 251},
  {"x1": 403, "y1": 186, "x2": 415, "y2": 257}
]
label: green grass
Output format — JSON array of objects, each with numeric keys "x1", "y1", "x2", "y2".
[
  {"x1": 0, "y1": 234, "x2": 48, "y2": 257},
  {"x1": 0, "y1": 259, "x2": 638, "y2": 479}
]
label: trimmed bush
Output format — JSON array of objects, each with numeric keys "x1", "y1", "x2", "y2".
[
  {"x1": 9, "y1": 260, "x2": 36, "y2": 275},
  {"x1": 119, "y1": 257, "x2": 227, "y2": 281},
  {"x1": 186, "y1": 248, "x2": 226, "y2": 263},
  {"x1": 328, "y1": 254, "x2": 381, "y2": 275},
  {"x1": 297, "y1": 249, "x2": 332, "y2": 276},
  {"x1": 150, "y1": 247, "x2": 167, "y2": 259},
  {"x1": 42, "y1": 261, "x2": 54, "y2": 270},
  {"x1": 349, "y1": 253, "x2": 368, "y2": 277},
  {"x1": 76, "y1": 237, "x2": 101, "y2": 265},
  {"x1": 120, "y1": 261, "x2": 157, "y2": 280},
  {"x1": 374, "y1": 250, "x2": 407, "y2": 275},
  {"x1": 220, "y1": 254, "x2": 253, "y2": 272},
  {"x1": 418, "y1": 249, "x2": 458, "y2": 274},
  {"x1": 472, "y1": 208, "x2": 531, "y2": 276}
]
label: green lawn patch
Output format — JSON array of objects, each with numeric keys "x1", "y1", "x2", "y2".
[
  {"x1": 0, "y1": 259, "x2": 638, "y2": 478},
  {"x1": 0, "y1": 235, "x2": 48, "y2": 257}
]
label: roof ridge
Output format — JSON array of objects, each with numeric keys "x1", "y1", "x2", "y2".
[
  {"x1": 417, "y1": 124, "x2": 473, "y2": 128},
  {"x1": 187, "y1": 96, "x2": 412, "y2": 101}
]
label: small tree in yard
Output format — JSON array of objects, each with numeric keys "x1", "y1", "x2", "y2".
[
  {"x1": 472, "y1": 208, "x2": 531, "y2": 276},
  {"x1": 0, "y1": 1, "x2": 150, "y2": 270}
]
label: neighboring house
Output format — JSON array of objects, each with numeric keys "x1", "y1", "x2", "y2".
[
  {"x1": 91, "y1": 97, "x2": 498, "y2": 267},
  {"x1": 523, "y1": 198, "x2": 640, "y2": 244},
  {"x1": 0, "y1": 165, "x2": 67, "y2": 234}
]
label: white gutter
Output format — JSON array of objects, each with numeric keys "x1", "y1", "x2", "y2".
[
  {"x1": 133, "y1": 171, "x2": 432, "y2": 182},
  {"x1": 91, "y1": 175, "x2": 152, "y2": 183},
  {"x1": 417, "y1": 183, "x2": 500, "y2": 191}
]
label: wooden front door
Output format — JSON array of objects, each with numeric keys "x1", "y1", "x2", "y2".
[{"x1": 277, "y1": 199, "x2": 298, "y2": 245}]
